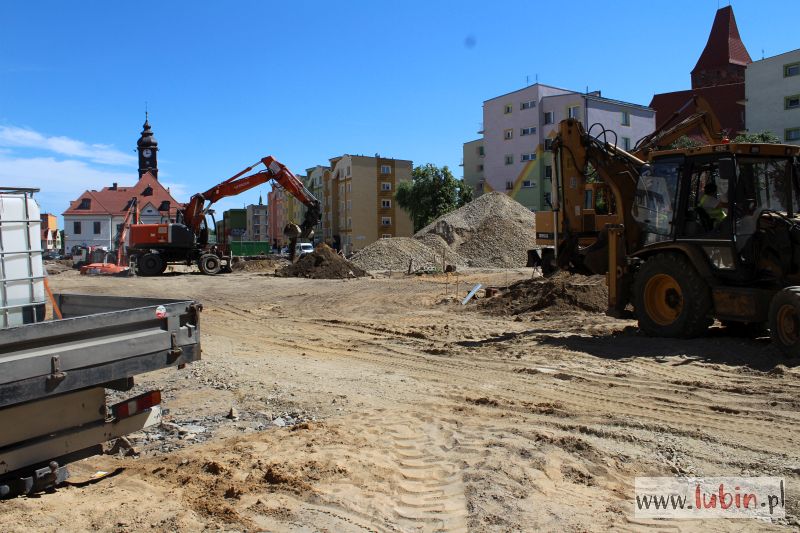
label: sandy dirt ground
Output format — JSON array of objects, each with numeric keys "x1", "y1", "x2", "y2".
[{"x1": 2, "y1": 267, "x2": 799, "y2": 532}]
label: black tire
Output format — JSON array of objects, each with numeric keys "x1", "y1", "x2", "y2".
[
  {"x1": 138, "y1": 253, "x2": 164, "y2": 277},
  {"x1": 769, "y1": 287, "x2": 800, "y2": 357},
  {"x1": 633, "y1": 253, "x2": 713, "y2": 338},
  {"x1": 198, "y1": 254, "x2": 221, "y2": 275}
]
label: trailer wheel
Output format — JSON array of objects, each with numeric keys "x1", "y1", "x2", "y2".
[
  {"x1": 138, "y1": 253, "x2": 164, "y2": 277},
  {"x1": 634, "y1": 253, "x2": 713, "y2": 338},
  {"x1": 198, "y1": 254, "x2": 221, "y2": 275},
  {"x1": 769, "y1": 287, "x2": 800, "y2": 357}
]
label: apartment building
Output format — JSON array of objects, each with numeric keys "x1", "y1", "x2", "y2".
[
  {"x1": 746, "y1": 48, "x2": 800, "y2": 145},
  {"x1": 40, "y1": 213, "x2": 61, "y2": 252},
  {"x1": 322, "y1": 155, "x2": 413, "y2": 254},
  {"x1": 267, "y1": 186, "x2": 286, "y2": 249},
  {"x1": 461, "y1": 139, "x2": 484, "y2": 193},
  {"x1": 303, "y1": 165, "x2": 327, "y2": 243},
  {"x1": 245, "y1": 198, "x2": 269, "y2": 242},
  {"x1": 466, "y1": 84, "x2": 654, "y2": 211}
]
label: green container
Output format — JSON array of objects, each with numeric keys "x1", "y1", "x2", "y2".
[{"x1": 229, "y1": 241, "x2": 272, "y2": 256}]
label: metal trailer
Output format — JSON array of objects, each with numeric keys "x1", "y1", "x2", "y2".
[{"x1": 0, "y1": 293, "x2": 202, "y2": 497}]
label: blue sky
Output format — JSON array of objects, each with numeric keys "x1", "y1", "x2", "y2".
[{"x1": 1, "y1": 0, "x2": 797, "y2": 220}]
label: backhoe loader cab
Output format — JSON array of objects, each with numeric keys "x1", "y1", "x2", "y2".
[{"x1": 624, "y1": 143, "x2": 800, "y2": 354}]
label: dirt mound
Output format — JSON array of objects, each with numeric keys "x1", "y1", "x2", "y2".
[
  {"x1": 414, "y1": 192, "x2": 536, "y2": 268},
  {"x1": 44, "y1": 261, "x2": 72, "y2": 276},
  {"x1": 350, "y1": 237, "x2": 455, "y2": 271},
  {"x1": 277, "y1": 244, "x2": 367, "y2": 279},
  {"x1": 479, "y1": 272, "x2": 607, "y2": 315},
  {"x1": 231, "y1": 258, "x2": 288, "y2": 272}
]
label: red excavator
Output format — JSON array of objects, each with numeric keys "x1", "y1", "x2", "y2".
[{"x1": 128, "y1": 156, "x2": 321, "y2": 275}]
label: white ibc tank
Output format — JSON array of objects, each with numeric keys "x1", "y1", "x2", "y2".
[{"x1": 0, "y1": 188, "x2": 45, "y2": 327}]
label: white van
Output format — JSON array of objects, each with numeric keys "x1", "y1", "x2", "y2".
[{"x1": 294, "y1": 242, "x2": 314, "y2": 258}]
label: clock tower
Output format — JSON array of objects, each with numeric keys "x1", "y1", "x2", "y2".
[{"x1": 137, "y1": 113, "x2": 159, "y2": 178}]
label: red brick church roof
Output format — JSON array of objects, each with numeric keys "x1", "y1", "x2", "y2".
[
  {"x1": 62, "y1": 171, "x2": 182, "y2": 218},
  {"x1": 692, "y1": 6, "x2": 752, "y2": 73}
]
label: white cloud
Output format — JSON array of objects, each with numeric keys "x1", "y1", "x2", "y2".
[
  {"x1": 0, "y1": 154, "x2": 138, "y2": 216},
  {"x1": 160, "y1": 181, "x2": 190, "y2": 201},
  {"x1": 0, "y1": 125, "x2": 136, "y2": 166}
]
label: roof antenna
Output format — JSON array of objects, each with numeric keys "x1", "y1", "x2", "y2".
[
  {"x1": 535, "y1": 73, "x2": 538, "y2": 84},
  {"x1": 762, "y1": 48, "x2": 765, "y2": 60}
]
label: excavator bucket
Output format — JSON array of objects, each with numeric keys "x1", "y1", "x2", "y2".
[{"x1": 283, "y1": 223, "x2": 301, "y2": 239}]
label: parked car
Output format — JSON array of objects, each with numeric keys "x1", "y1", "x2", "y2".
[
  {"x1": 294, "y1": 242, "x2": 314, "y2": 259},
  {"x1": 43, "y1": 251, "x2": 64, "y2": 260}
]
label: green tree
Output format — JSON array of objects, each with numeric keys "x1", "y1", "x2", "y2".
[
  {"x1": 396, "y1": 164, "x2": 472, "y2": 232},
  {"x1": 669, "y1": 135, "x2": 704, "y2": 150},
  {"x1": 732, "y1": 131, "x2": 781, "y2": 143}
]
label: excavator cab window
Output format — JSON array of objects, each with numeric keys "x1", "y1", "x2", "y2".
[{"x1": 633, "y1": 157, "x2": 681, "y2": 244}]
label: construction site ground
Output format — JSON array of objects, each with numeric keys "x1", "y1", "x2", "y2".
[{"x1": 3, "y1": 267, "x2": 799, "y2": 532}]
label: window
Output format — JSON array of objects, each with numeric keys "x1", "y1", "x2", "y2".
[
  {"x1": 73, "y1": 221, "x2": 81, "y2": 234},
  {"x1": 568, "y1": 106, "x2": 581, "y2": 119},
  {"x1": 347, "y1": 182, "x2": 351, "y2": 192},
  {"x1": 521, "y1": 100, "x2": 536, "y2": 110},
  {"x1": 521, "y1": 126, "x2": 536, "y2": 136},
  {"x1": 523, "y1": 180, "x2": 533, "y2": 188},
  {"x1": 78, "y1": 198, "x2": 91, "y2": 209},
  {"x1": 621, "y1": 110, "x2": 631, "y2": 126},
  {"x1": 505, "y1": 181, "x2": 513, "y2": 190},
  {"x1": 93, "y1": 221, "x2": 101, "y2": 234},
  {"x1": 381, "y1": 182, "x2": 392, "y2": 191},
  {"x1": 622, "y1": 137, "x2": 631, "y2": 150},
  {"x1": 142, "y1": 186, "x2": 153, "y2": 197},
  {"x1": 544, "y1": 111, "x2": 554, "y2": 125},
  {"x1": 381, "y1": 216, "x2": 392, "y2": 226},
  {"x1": 545, "y1": 165, "x2": 553, "y2": 179},
  {"x1": 544, "y1": 192, "x2": 552, "y2": 207},
  {"x1": 544, "y1": 138, "x2": 553, "y2": 150},
  {"x1": 477, "y1": 164, "x2": 484, "y2": 172},
  {"x1": 785, "y1": 62, "x2": 800, "y2": 77},
  {"x1": 381, "y1": 164, "x2": 391, "y2": 174},
  {"x1": 504, "y1": 104, "x2": 513, "y2": 114},
  {"x1": 478, "y1": 146, "x2": 484, "y2": 156},
  {"x1": 504, "y1": 154, "x2": 513, "y2": 165},
  {"x1": 504, "y1": 129, "x2": 513, "y2": 140},
  {"x1": 521, "y1": 153, "x2": 536, "y2": 161},
  {"x1": 382, "y1": 234, "x2": 392, "y2": 238},
  {"x1": 346, "y1": 166, "x2": 351, "y2": 176},
  {"x1": 786, "y1": 128, "x2": 800, "y2": 142},
  {"x1": 785, "y1": 95, "x2": 800, "y2": 110},
  {"x1": 381, "y1": 199, "x2": 391, "y2": 208},
  {"x1": 347, "y1": 200, "x2": 352, "y2": 211},
  {"x1": 158, "y1": 200, "x2": 170, "y2": 211},
  {"x1": 347, "y1": 217, "x2": 352, "y2": 228}
]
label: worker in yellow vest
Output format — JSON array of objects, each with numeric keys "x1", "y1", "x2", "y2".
[{"x1": 699, "y1": 182, "x2": 727, "y2": 226}]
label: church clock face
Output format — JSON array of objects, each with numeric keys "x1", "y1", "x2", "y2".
[{"x1": 143, "y1": 148, "x2": 152, "y2": 158}]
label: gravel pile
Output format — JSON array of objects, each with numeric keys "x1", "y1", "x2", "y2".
[
  {"x1": 415, "y1": 192, "x2": 537, "y2": 268},
  {"x1": 350, "y1": 192, "x2": 536, "y2": 271},
  {"x1": 350, "y1": 237, "x2": 442, "y2": 271},
  {"x1": 231, "y1": 258, "x2": 288, "y2": 272}
]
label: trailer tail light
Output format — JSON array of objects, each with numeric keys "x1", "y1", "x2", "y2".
[{"x1": 111, "y1": 390, "x2": 162, "y2": 419}]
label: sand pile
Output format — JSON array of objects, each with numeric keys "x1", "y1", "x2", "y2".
[
  {"x1": 479, "y1": 272, "x2": 607, "y2": 315},
  {"x1": 351, "y1": 192, "x2": 537, "y2": 271},
  {"x1": 277, "y1": 244, "x2": 367, "y2": 279},
  {"x1": 350, "y1": 237, "x2": 449, "y2": 271},
  {"x1": 415, "y1": 192, "x2": 536, "y2": 268},
  {"x1": 231, "y1": 258, "x2": 288, "y2": 272}
]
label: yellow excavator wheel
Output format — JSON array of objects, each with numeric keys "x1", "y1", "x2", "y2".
[{"x1": 643, "y1": 273, "x2": 683, "y2": 326}]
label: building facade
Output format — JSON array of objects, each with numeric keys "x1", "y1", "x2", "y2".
[
  {"x1": 40, "y1": 213, "x2": 61, "y2": 252},
  {"x1": 62, "y1": 118, "x2": 180, "y2": 252},
  {"x1": 467, "y1": 84, "x2": 654, "y2": 211},
  {"x1": 746, "y1": 48, "x2": 800, "y2": 144},
  {"x1": 303, "y1": 165, "x2": 327, "y2": 243},
  {"x1": 245, "y1": 198, "x2": 269, "y2": 241},
  {"x1": 267, "y1": 186, "x2": 286, "y2": 249},
  {"x1": 321, "y1": 155, "x2": 413, "y2": 254}
]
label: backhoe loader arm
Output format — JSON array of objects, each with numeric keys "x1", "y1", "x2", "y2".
[
  {"x1": 551, "y1": 118, "x2": 644, "y2": 273},
  {"x1": 633, "y1": 95, "x2": 724, "y2": 156}
]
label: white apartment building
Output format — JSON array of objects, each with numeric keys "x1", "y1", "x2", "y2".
[
  {"x1": 465, "y1": 83, "x2": 655, "y2": 211},
  {"x1": 745, "y1": 48, "x2": 800, "y2": 145}
]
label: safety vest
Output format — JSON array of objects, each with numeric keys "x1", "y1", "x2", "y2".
[{"x1": 699, "y1": 194, "x2": 726, "y2": 223}]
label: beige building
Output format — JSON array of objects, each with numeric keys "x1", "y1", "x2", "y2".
[
  {"x1": 304, "y1": 165, "x2": 327, "y2": 243},
  {"x1": 461, "y1": 138, "x2": 485, "y2": 196},
  {"x1": 745, "y1": 48, "x2": 800, "y2": 144},
  {"x1": 321, "y1": 155, "x2": 413, "y2": 254},
  {"x1": 245, "y1": 198, "x2": 269, "y2": 241}
]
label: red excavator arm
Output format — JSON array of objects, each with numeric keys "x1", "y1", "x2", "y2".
[{"x1": 180, "y1": 156, "x2": 322, "y2": 242}]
